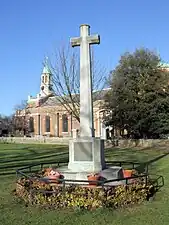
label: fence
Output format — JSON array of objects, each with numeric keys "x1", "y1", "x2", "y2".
[
  {"x1": 16, "y1": 160, "x2": 164, "y2": 206},
  {"x1": 1, "y1": 136, "x2": 169, "y2": 148},
  {"x1": 0, "y1": 136, "x2": 70, "y2": 145}
]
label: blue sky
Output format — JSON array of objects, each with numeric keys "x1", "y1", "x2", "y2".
[{"x1": 1, "y1": 0, "x2": 169, "y2": 115}]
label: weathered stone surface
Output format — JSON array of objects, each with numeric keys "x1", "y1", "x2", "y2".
[
  {"x1": 68, "y1": 137, "x2": 105, "y2": 172},
  {"x1": 74, "y1": 142, "x2": 93, "y2": 161},
  {"x1": 58, "y1": 166, "x2": 123, "y2": 186},
  {"x1": 70, "y1": 24, "x2": 100, "y2": 138}
]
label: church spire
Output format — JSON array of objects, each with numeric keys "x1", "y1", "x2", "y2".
[
  {"x1": 42, "y1": 56, "x2": 51, "y2": 74},
  {"x1": 40, "y1": 56, "x2": 53, "y2": 97}
]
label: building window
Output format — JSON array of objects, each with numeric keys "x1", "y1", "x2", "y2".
[
  {"x1": 62, "y1": 114, "x2": 68, "y2": 132},
  {"x1": 29, "y1": 117, "x2": 34, "y2": 133},
  {"x1": 45, "y1": 115, "x2": 50, "y2": 132},
  {"x1": 38, "y1": 114, "x2": 41, "y2": 135},
  {"x1": 42, "y1": 76, "x2": 44, "y2": 83},
  {"x1": 45, "y1": 75, "x2": 48, "y2": 83}
]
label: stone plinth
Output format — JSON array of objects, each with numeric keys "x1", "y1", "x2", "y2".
[
  {"x1": 58, "y1": 165, "x2": 123, "y2": 186},
  {"x1": 68, "y1": 137, "x2": 106, "y2": 172}
]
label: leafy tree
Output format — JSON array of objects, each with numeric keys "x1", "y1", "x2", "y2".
[{"x1": 105, "y1": 48, "x2": 169, "y2": 138}]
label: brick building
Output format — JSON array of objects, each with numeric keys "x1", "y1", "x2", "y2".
[
  {"x1": 15, "y1": 59, "x2": 108, "y2": 138},
  {"x1": 15, "y1": 61, "x2": 169, "y2": 138}
]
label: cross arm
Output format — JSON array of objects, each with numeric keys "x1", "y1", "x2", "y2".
[
  {"x1": 87, "y1": 34, "x2": 100, "y2": 45},
  {"x1": 70, "y1": 37, "x2": 82, "y2": 47}
]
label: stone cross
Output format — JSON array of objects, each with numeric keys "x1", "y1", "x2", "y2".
[{"x1": 70, "y1": 24, "x2": 100, "y2": 137}]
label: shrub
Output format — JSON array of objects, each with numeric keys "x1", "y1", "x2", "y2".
[{"x1": 15, "y1": 176, "x2": 155, "y2": 210}]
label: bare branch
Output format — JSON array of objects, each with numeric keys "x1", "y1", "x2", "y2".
[{"x1": 41, "y1": 44, "x2": 108, "y2": 122}]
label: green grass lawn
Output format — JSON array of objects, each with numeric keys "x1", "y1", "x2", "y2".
[{"x1": 0, "y1": 143, "x2": 169, "y2": 225}]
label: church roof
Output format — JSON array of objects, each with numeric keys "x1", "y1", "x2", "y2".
[
  {"x1": 41, "y1": 96, "x2": 61, "y2": 106},
  {"x1": 40, "y1": 88, "x2": 110, "y2": 107}
]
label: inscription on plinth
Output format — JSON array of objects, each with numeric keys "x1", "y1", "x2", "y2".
[
  {"x1": 74, "y1": 142, "x2": 93, "y2": 161},
  {"x1": 68, "y1": 138, "x2": 105, "y2": 172}
]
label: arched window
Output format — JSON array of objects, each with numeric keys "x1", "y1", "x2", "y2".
[
  {"x1": 29, "y1": 117, "x2": 34, "y2": 132},
  {"x1": 45, "y1": 75, "x2": 48, "y2": 83},
  {"x1": 62, "y1": 114, "x2": 68, "y2": 132},
  {"x1": 42, "y1": 76, "x2": 44, "y2": 83},
  {"x1": 45, "y1": 115, "x2": 50, "y2": 132},
  {"x1": 38, "y1": 115, "x2": 41, "y2": 135}
]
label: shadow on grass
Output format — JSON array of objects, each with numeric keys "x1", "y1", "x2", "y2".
[
  {"x1": 104, "y1": 147, "x2": 151, "y2": 162},
  {"x1": 0, "y1": 148, "x2": 68, "y2": 164},
  {"x1": 0, "y1": 144, "x2": 69, "y2": 176},
  {"x1": 1, "y1": 144, "x2": 169, "y2": 177},
  {"x1": 0, "y1": 152, "x2": 68, "y2": 170},
  {"x1": 135, "y1": 152, "x2": 169, "y2": 173},
  {"x1": 105, "y1": 147, "x2": 169, "y2": 173},
  {"x1": 0, "y1": 158, "x2": 69, "y2": 176}
]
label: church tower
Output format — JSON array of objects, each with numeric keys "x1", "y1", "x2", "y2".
[{"x1": 40, "y1": 57, "x2": 53, "y2": 97}]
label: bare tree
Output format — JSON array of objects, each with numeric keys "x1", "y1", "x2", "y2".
[
  {"x1": 0, "y1": 114, "x2": 14, "y2": 136},
  {"x1": 14, "y1": 100, "x2": 27, "y2": 111},
  {"x1": 48, "y1": 45, "x2": 108, "y2": 122},
  {"x1": 13, "y1": 100, "x2": 30, "y2": 136}
]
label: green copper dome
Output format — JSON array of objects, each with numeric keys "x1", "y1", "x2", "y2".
[{"x1": 42, "y1": 56, "x2": 52, "y2": 74}]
